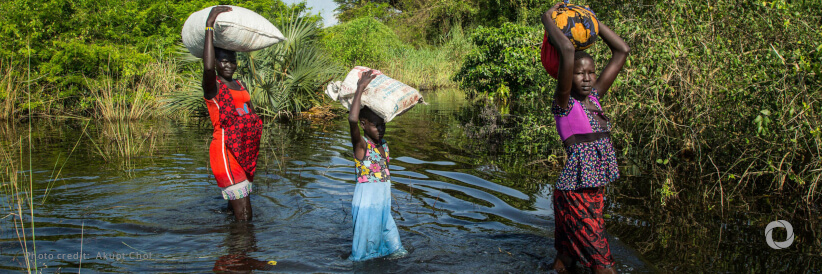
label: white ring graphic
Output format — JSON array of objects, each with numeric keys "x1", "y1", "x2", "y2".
[{"x1": 765, "y1": 220, "x2": 794, "y2": 250}]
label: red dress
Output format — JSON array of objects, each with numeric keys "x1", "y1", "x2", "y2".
[{"x1": 204, "y1": 78, "x2": 263, "y2": 188}]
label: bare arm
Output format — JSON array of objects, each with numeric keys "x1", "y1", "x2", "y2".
[
  {"x1": 348, "y1": 70, "x2": 377, "y2": 160},
  {"x1": 593, "y1": 21, "x2": 630, "y2": 98},
  {"x1": 202, "y1": 6, "x2": 232, "y2": 100},
  {"x1": 542, "y1": 3, "x2": 576, "y2": 109}
]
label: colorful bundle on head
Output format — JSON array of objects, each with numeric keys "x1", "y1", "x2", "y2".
[
  {"x1": 541, "y1": 2, "x2": 599, "y2": 79},
  {"x1": 551, "y1": 3, "x2": 599, "y2": 50}
]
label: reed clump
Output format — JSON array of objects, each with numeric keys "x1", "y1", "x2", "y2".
[
  {"x1": 382, "y1": 26, "x2": 471, "y2": 90},
  {"x1": 88, "y1": 60, "x2": 184, "y2": 122},
  {"x1": 0, "y1": 64, "x2": 23, "y2": 120}
]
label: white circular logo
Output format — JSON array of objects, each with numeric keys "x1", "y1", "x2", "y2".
[{"x1": 765, "y1": 220, "x2": 794, "y2": 249}]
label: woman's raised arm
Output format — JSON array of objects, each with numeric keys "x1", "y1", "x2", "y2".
[
  {"x1": 592, "y1": 21, "x2": 630, "y2": 98},
  {"x1": 542, "y1": 3, "x2": 576, "y2": 108},
  {"x1": 348, "y1": 70, "x2": 377, "y2": 160},
  {"x1": 202, "y1": 6, "x2": 232, "y2": 100}
]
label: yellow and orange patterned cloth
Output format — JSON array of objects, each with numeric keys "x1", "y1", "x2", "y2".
[
  {"x1": 541, "y1": 2, "x2": 600, "y2": 78},
  {"x1": 551, "y1": 3, "x2": 599, "y2": 50}
]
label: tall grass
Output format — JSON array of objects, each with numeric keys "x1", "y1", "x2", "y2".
[
  {"x1": 82, "y1": 59, "x2": 176, "y2": 171},
  {"x1": 0, "y1": 64, "x2": 22, "y2": 120},
  {"x1": 382, "y1": 47, "x2": 458, "y2": 90},
  {"x1": 88, "y1": 60, "x2": 184, "y2": 122},
  {"x1": 321, "y1": 18, "x2": 472, "y2": 91},
  {"x1": 84, "y1": 121, "x2": 163, "y2": 173},
  {"x1": 372, "y1": 24, "x2": 472, "y2": 90},
  {"x1": 384, "y1": 25, "x2": 473, "y2": 90},
  {"x1": 0, "y1": 136, "x2": 35, "y2": 272}
]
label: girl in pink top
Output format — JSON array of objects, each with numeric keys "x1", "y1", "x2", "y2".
[{"x1": 542, "y1": 2, "x2": 630, "y2": 273}]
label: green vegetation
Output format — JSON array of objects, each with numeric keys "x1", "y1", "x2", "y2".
[
  {"x1": 0, "y1": 64, "x2": 22, "y2": 119},
  {"x1": 0, "y1": 0, "x2": 819, "y2": 271},
  {"x1": 453, "y1": 23, "x2": 546, "y2": 100},
  {"x1": 591, "y1": 0, "x2": 821, "y2": 205},
  {"x1": 319, "y1": 16, "x2": 467, "y2": 89},
  {"x1": 343, "y1": 0, "x2": 822, "y2": 206},
  {"x1": 0, "y1": 0, "x2": 319, "y2": 118},
  {"x1": 88, "y1": 60, "x2": 184, "y2": 121},
  {"x1": 322, "y1": 17, "x2": 404, "y2": 67}
]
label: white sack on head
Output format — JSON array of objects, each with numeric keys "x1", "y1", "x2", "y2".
[
  {"x1": 182, "y1": 5, "x2": 285, "y2": 58},
  {"x1": 326, "y1": 66, "x2": 425, "y2": 122}
]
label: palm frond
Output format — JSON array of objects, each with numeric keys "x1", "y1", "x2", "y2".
[{"x1": 238, "y1": 13, "x2": 341, "y2": 116}]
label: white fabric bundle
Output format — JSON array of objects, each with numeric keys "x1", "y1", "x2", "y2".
[
  {"x1": 326, "y1": 67, "x2": 425, "y2": 122},
  {"x1": 182, "y1": 5, "x2": 285, "y2": 58}
]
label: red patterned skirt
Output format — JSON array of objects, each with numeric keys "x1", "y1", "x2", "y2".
[{"x1": 553, "y1": 187, "x2": 615, "y2": 269}]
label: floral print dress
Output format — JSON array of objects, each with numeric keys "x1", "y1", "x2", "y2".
[
  {"x1": 349, "y1": 137, "x2": 407, "y2": 261},
  {"x1": 354, "y1": 138, "x2": 390, "y2": 183}
]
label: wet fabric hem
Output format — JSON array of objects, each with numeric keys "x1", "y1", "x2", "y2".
[{"x1": 221, "y1": 180, "x2": 252, "y2": 200}]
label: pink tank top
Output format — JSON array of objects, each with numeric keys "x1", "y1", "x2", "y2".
[{"x1": 553, "y1": 92, "x2": 610, "y2": 146}]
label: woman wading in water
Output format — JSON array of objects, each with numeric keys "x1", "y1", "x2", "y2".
[{"x1": 202, "y1": 6, "x2": 263, "y2": 221}]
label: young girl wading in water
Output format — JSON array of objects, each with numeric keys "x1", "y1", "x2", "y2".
[
  {"x1": 202, "y1": 6, "x2": 263, "y2": 222},
  {"x1": 347, "y1": 70, "x2": 408, "y2": 261},
  {"x1": 542, "y1": 2, "x2": 629, "y2": 273}
]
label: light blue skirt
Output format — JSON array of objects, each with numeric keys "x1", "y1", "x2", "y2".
[{"x1": 349, "y1": 181, "x2": 407, "y2": 261}]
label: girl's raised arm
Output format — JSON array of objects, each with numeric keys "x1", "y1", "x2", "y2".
[
  {"x1": 202, "y1": 6, "x2": 232, "y2": 100},
  {"x1": 593, "y1": 22, "x2": 630, "y2": 98},
  {"x1": 348, "y1": 70, "x2": 377, "y2": 160},
  {"x1": 542, "y1": 3, "x2": 576, "y2": 109}
]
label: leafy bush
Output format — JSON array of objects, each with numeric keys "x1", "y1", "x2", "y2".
[
  {"x1": 336, "y1": 1, "x2": 396, "y2": 23},
  {"x1": 453, "y1": 23, "x2": 546, "y2": 100},
  {"x1": 332, "y1": 0, "x2": 515, "y2": 45}
]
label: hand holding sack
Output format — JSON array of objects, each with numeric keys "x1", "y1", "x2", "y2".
[
  {"x1": 326, "y1": 67, "x2": 425, "y2": 122},
  {"x1": 182, "y1": 5, "x2": 286, "y2": 58},
  {"x1": 541, "y1": 2, "x2": 599, "y2": 78}
]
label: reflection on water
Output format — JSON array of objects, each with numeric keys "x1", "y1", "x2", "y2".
[
  {"x1": 609, "y1": 178, "x2": 822, "y2": 273},
  {"x1": 213, "y1": 223, "x2": 272, "y2": 272},
  {"x1": 2, "y1": 89, "x2": 816, "y2": 272}
]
